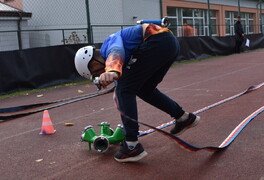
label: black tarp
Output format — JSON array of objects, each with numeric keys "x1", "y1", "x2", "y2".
[
  {"x1": 0, "y1": 34, "x2": 263, "y2": 95},
  {"x1": 0, "y1": 45, "x2": 84, "y2": 95},
  {"x1": 177, "y1": 33, "x2": 264, "y2": 61}
]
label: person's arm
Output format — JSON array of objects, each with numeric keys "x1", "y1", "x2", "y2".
[
  {"x1": 239, "y1": 24, "x2": 244, "y2": 37},
  {"x1": 235, "y1": 23, "x2": 244, "y2": 37},
  {"x1": 99, "y1": 34, "x2": 125, "y2": 88},
  {"x1": 105, "y1": 48, "x2": 123, "y2": 77}
]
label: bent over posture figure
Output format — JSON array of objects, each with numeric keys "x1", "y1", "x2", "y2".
[{"x1": 75, "y1": 23, "x2": 200, "y2": 163}]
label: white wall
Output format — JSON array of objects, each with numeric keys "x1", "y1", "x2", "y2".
[
  {"x1": 90, "y1": 0, "x2": 161, "y2": 42},
  {"x1": 0, "y1": 19, "x2": 30, "y2": 51},
  {"x1": 89, "y1": 0, "x2": 124, "y2": 25},
  {"x1": 123, "y1": 0, "x2": 161, "y2": 24},
  {"x1": 23, "y1": 0, "x2": 87, "y2": 29},
  {"x1": 21, "y1": 0, "x2": 161, "y2": 45},
  {"x1": 1, "y1": 0, "x2": 260, "y2": 51}
]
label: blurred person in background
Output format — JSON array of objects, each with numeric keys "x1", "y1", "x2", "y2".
[{"x1": 234, "y1": 16, "x2": 245, "y2": 53}]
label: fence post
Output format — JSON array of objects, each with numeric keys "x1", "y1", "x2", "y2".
[
  {"x1": 207, "y1": 0, "x2": 211, "y2": 36},
  {"x1": 62, "y1": 29, "x2": 65, "y2": 45},
  {"x1": 85, "y1": 0, "x2": 92, "y2": 43},
  {"x1": 260, "y1": 0, "x2": 263, "y2": 33},
  {"x1": 160, "y1": 0, "x2": 163, "y2": 18},
  {"x1": 238, "y1": 0, "x2": 241, "y2": 16},
  {"x1": 17, "y1": 12, "x2": 22, "y2": 50}
]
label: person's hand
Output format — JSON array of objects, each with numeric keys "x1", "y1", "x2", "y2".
[{"x1": 99, "y1": 71, "x2": 119, "y2": 88}]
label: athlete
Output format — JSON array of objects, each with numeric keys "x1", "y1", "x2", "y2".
[{"x1": 74, "y1": 20, "x2": 200, "y2": 163}]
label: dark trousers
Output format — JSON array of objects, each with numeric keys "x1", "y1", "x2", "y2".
[
  {"x1": 235, "y1": 39, "x2": 243, "y2": 53},
  {"x1": 114, "y1": 32, "x2": 184, "y2": 141}
]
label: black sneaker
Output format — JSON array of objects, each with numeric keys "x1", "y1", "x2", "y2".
[
  {"x1": 114, "y1": 141, "x2": 148, "y2": 162},
  {"x1": 170, "y1": 113, "x2": 200, "y2": 135}
]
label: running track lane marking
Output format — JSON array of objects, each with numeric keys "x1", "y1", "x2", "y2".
[
  {"x1": 131, "y1": 106, "x2": 263, "y2": 152},
  {"x1": 138, "y1": 82, "x2": 264, "y2": 136},
  {"x1": 0, "y1": 82, "x2": 263, "y2": 148},
  {"x1": 130, "y1": 82, "x2": 264, "y2": 151}
]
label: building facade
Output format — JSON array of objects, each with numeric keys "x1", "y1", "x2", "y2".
[
  {"x1": 0, "y1": 0, "x2": 22, "y2": 9},
  {"x1": 163, "y1": 0, "x2": 264, "y2": 36},
  {"x1": 0, "y1": 1, "x2": 31, "y2": 51},
  {"x1": 0, "y1": 0, "x2": 264, "y2": 51}
]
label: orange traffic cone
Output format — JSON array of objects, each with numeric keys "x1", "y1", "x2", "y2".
[{"x1": 40, "y1": 110, "x2": 56, "y2": 135}]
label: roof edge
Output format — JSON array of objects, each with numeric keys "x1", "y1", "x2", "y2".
[{"x1": 0, "y1": 11, "x2": 32, "y2": 18}]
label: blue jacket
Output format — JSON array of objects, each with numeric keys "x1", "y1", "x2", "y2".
[{"x1": 100, "y1": 25, "x2": 143, "y2": 63}]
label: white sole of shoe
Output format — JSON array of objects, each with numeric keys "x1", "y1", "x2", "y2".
[{"x1": 114, "y1": 151, "x2": 148, "y2": 163}]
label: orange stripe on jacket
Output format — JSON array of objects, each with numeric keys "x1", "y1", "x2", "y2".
[
  {"x1": 105, "y1": 52, "x2": 124, "y2": 77},
  {"x1": 144, "y1": 24, "x2": 172, "y2": 41}
]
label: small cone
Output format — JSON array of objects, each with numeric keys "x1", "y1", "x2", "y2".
[{"x1": 40, "y1": 110, "x2": 56, "y2": 135}]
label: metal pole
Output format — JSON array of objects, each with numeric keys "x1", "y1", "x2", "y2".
[
  {"x1": 238, "y1": 0, "x2": 241, "y2": 16},
  {"x1": 17, "y1": 12, "x2": 22, "y2": 50},
  {"x1": 207, "y1": 0, "x2": 211, "y2": 36},
  {"x1": 62, "y1": 29, "x2": 65, "y2": 45},
  {"x1": 85, "y1": 0, "x2": 92, "y2": 43},
  {"x1": 160, "y1": 0, "x2": 163, "y2": 19},
  {"x1": 260, "y1": 0, "x2": 263, "y2": 33}
]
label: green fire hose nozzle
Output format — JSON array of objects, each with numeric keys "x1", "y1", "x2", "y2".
[{"x1": 81, "y1": 122, "x2": 125, "y2": 153}]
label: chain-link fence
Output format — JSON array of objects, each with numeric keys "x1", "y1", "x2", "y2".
[
  {"x1": 0, "y1": 0, "x2": 162, "y2": 51},
  {"x1": 0, "y1": 0, "x2": 88, "y2": 51},
  {"x1": 1, "y1": 0, "x2": 263, "y2": 52}
]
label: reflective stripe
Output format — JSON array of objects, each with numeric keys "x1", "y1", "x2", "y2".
[{"x1": 42, "y1": 121, "x2": 53, "y2": 126}]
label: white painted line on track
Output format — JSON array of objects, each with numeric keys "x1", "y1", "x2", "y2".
[{"x1": 0, "y1": 62, "x2": 262, "y2": 142}]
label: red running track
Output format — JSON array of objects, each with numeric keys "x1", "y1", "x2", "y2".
[{"x1": 0, "y1": 49, "x2": 264, "y2": 180}]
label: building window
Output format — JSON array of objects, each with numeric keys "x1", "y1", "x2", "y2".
[
  {"x1": 225, "y1": 11, "x2": 254, "y2": 35},
  {"x1": 209, "y1": 11, "x2": 217, "y2": 35},
  {"x1": 248, "y1": 14, "x2": 254, "y2": 34},
  {"x1": 167, "y1": 7, "x2": 217, "y2": 37},
  {"x1": 167, "y1": 7, "x2": 179, "y2": 36},
  {"x1": 260, "y1": 13, "x2": 264, "y2": 33},
  {"x1": 225, "y1": 11, "x2": 233, "y2": 35}
]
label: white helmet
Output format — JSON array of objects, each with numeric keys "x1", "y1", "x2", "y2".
[{"x1": 74, "y1": 46, "x2": 94, "y2": 79}]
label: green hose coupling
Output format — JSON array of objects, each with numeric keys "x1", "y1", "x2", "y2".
[{"x1": 81, "y1": 122, "x2": 125, "y2": 153}]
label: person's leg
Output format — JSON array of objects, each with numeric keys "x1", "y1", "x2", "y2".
[
  {"x1": 114, "y1": 33, "x2": 178, "y2": 162},
  {"x1": 115, "y1": 32, "x2": 180, "y2": 140},
  {"x1": 113, "y1": 88, "x2": 148, "y2": 163},
  {"x1": 235, "y1": 39, "x2": 243, "y2": 53},
  {"x1": 114, "y1": 88, "x2": 138, "y2": 141},
  {"x1": 114, "y1": 32, "x2": 199, "y2": 162},
  {"x1": 238, "y1": 39, "x2": 243, "y2": 53},
  {"x1": 136, "y1": 56, "x2": 200, "y2": 136},
  {"x1": 136, "y1": 62, "x2": 185, "y2": 120},
  {"x1": 235, "y1": 39, "x2": 239, "y2": 53}
]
